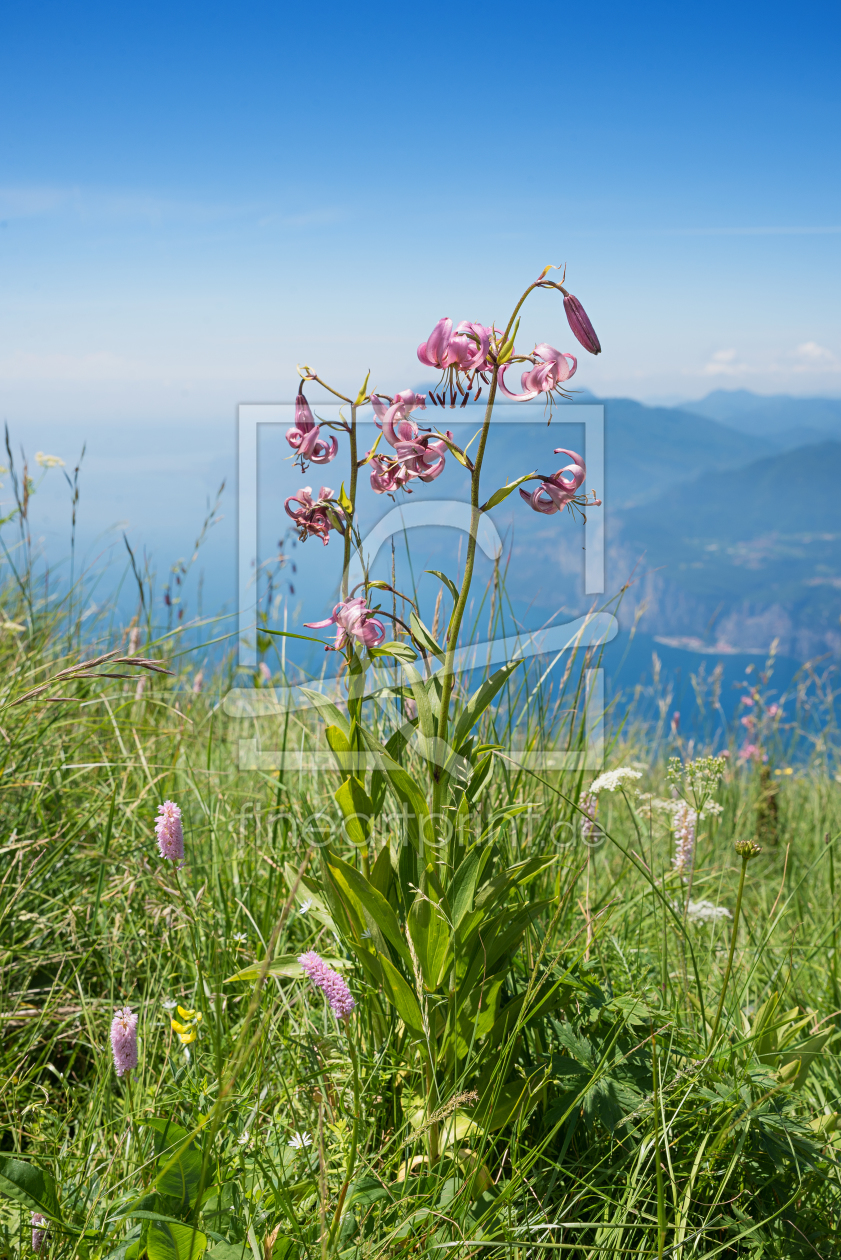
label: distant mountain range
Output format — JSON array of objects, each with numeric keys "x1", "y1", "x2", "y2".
[
  {"x1": 680, "y1": 388, "x2": 841, "y2": 452},
  {"x1": 611, "y1": 439, "x2": 841, "y2": 660},
  {"x1": 474, "y1": 390, "x2": 841, "y2": 661}
]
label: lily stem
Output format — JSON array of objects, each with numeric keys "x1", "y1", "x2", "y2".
[
  {"x1": 432, "y1": 279, "x2": 541, "y2": 839},
  {"x1": 341, "y1": 404, "x2": 358, "y2": 601}
]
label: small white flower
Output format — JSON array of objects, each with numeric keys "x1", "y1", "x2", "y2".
[
  {"x1": 35, "y1": 451, "x2": 65, "y2": 468},
  {"x1": 289, "y1": 1131, "x2": 312, "y2": 1150},
  {"x1": 162, "y1": 999, "x2": 177, "y2": 1010},
  {"x1": 700, "y1": 800, "x2": 724, "y2": 818},
  {"x1": 589, "y1": 767, "x2": 643, "y2": 795},
  {"x1": 360, "y1": 929, "x2": 373, "y2": 940},
  {"x1": 183, "y1": 1047, "x2": 191, "y2": 1062},
  {"x1": 237, "y1": 1131, "x2": 250, "y2": 1146},
  {"x1": 231, "y1": 932, "x2": 247, "y2": 943},
  {"x1": 686, "y1": 900, "x2": 732, "y2": 924},
  {"x1": 297, "y1": 899, "x2": 312, "y2": 916}
]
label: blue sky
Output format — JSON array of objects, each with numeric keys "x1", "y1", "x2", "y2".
[{"x1": 1, "y1": 0, "x2": 840, "y2": 428}]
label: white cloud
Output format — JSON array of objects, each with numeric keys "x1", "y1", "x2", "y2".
[
  {"x1": 702, "y1": 348, "x2": 746, "y2": 376},
  {"x1": 697, "y1": 342, "x2": 841, "y2": 381},
  {"x1": 794, "y1": 341, "x2": 838, "y2": 368}
]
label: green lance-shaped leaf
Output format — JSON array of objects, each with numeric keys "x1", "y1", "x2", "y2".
[
  {"x1": 425, "y1": 569, "x2": 460, "y2": 602},
  {"x1": 319, "y1": 857, "x2": 365, "y2": 938},
  {"x1": 401, "y1": 659, "x2": 435, "y2": 740},
  {"x1": 368, "y1": 640, "x2": 418, "y2": 662},
  {"x1": 146, "y1": 1118, "x2": 203, "y2": 1208},
  {"x1": 325, "y1": 850, "x2": 412, "y2": 968},
  {"x1": 371, "y1": 726, "x2": 410, "y2": 815},
  {"x1": 407, "y1": 894, "x2": 451, "y2": 992},
  {"x1": 225, "y1": 954, "x2": 304, "y2": 982},
  {"x1": 779, "y1": 1030, "x2": 836, "y2": 1088},
  {"x1": 409, "y1": 611, "x2": 445, "y2": 660},
  {"x1": 452, "y1": 660, "x2": 523, "y2": 751},
  {"x1": 146, "y1": 1220, "x2": 208, "y2": 1260},
  {"x1": 298, "y1": 689, "x2": 350, "y2": 740},
  {"x1": 337, "y1": 482, "x2": 353, "y2": 514},
  {"x1": 377, "y1": 952, "x2": 426, "y2": 1038},
  {"x1": 335, "y1": 775, "x2": 375, "y2": 847},
  {"x1": 495, "y1": 316, "x2": 520, "y2": 365},
  {"x1": 325, "y1": 724, "x2": 356, "y2": 777},
  {"x1": 354, "y1": 370, "x2": 371, "y2": 406},
  {"x1": 359, "y1": 729, "x2": 433, "y2": 854},
  {"x1": 473, "y1": 854, "x2": 556, "y2": 914},
  {"x1": 0, "y1": 1158, "x2": 62, "y2": 1222},
  {"x1": 445, "y1": 848, "x2": 483, "y2": 930},
  {"x1": 480, "y1": 473, "x2": 537, "y2": 513}
]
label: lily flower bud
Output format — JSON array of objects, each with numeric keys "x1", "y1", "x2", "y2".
[{"x1": 563, "y1": 294, "x2": 601, "y2": 356}]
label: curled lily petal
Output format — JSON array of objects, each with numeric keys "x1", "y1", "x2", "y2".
[
  {"x1": 305, "y1": 598, "x2": 386, "y2": 652},
  {"x1": 284, "y1": 485, "x2": 342, "y2": 545},
  {"x1": 551, "y1": 448, "x2": 586, "y2": 492},
  {"x1": 519, "y1": 448, "x2": 590, "y2": 517},
  {"x1": 452, "y1": 321, "x2": 491, "y2": 371},
  {"x1": 497, "y1": 362, "x2": 539, "y2": 401},
  {"x1": 286, "y1": 392, "x2": 338, "y2": 465},
  {"x1": 417, "y1": 317, "x2": 453, "y2": 368}
]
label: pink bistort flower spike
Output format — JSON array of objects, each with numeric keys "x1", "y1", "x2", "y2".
[
  {"x1": 32, "y1": 1215, "x2": 48, "y2": 1254},
  {"x1": 298, "y1": 951, "x2": 355, "y2": 1019},
  {"x1": 305, "y1": 597, "x2": 386, "y2": 652},
  {"x1": 110, "y1": 1006, "x2": 138, "y2": 1076},
  {"x1": 519, "y1": 448, "x2": 587, "y2": 515},
  {"x1": 285, "y1": 392, "x2": 338, "y2": 465},
  {"x1": 672, "y1": 802, "x2": 697, "y2": 876},
  {"x1": 563, "y1": 293, "x2": 602, "y2": 355},
  {"x1": 498, "y1": 345, "x2": 577, "y2": 401},
  {"x1": 580, "y1": 793, "x2": 599, "y2": 843},
  {"x1": 284, "y1": 485, "x2": 344, "y2": 545},
  {"x1": 155, "y1": 800, "x2": 184, "y2": 861}
]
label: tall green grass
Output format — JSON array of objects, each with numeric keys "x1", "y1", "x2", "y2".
[{"x1": 2, "y1": 541, "x2": 841, "y2": 1259}]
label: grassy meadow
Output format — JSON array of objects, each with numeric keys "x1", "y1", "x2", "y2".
[{"x1": 2, "y1": 491, "x2": 841, "y2": 1259}]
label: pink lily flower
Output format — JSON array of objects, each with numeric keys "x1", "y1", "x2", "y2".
[
  {"x1": 418, "y1": 319, "x2": 493, "y2": 376},
  {"x1": 418, "y1": 317, "x2": 454, "y2": 369},
  {"x1": 368, "y1": 392, "x2": 452, "y2": 491},
  {"x1": 284, "y1": 485, "x2": 344, "y2": 545},
  {"x1": 286, "y1": 392, "x2": 339, "y2": 465},
  {"x1": 305, "y1": 597, "x2": 387, "y2": 652},
  {"x1": 519, "y1": 447, "x2": 591, "y2": 515},
  {"x1": 368, "y1": 454, "x2": 414, "y2": 495},
  {"x1": 498, "y1": 345, "x2": 577, "y2": 401},
  {"x1": 563, "y1": 293, "x2": 602, "y2": 356}
]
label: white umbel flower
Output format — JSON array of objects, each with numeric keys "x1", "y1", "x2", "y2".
[
  {"x1": 686, "y1": 900, "x2": 732, "y2": 923},
  {"x1": 589, "y1": 767, "x2": 642, "y2": 795}
]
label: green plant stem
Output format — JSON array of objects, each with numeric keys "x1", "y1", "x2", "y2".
[
  {"x1": 425, "y1": 1058, "x2": 440, "y2": 1168},
  {"x1": 341, "y1": 403, "x2": 358, "y2": 602},
  {"x1": 432, "y1": 279, "x2": 542, "y2": 832},
  {"x1": 708, "y1": 853, "x2": 750, "y2": 1046},
  {"x1": 651, "y1": 1034, "x2": 666, "y2": 1260},
  {"x1": 328, "y1": 1032, "x2": 361, "y2": 1252}
]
